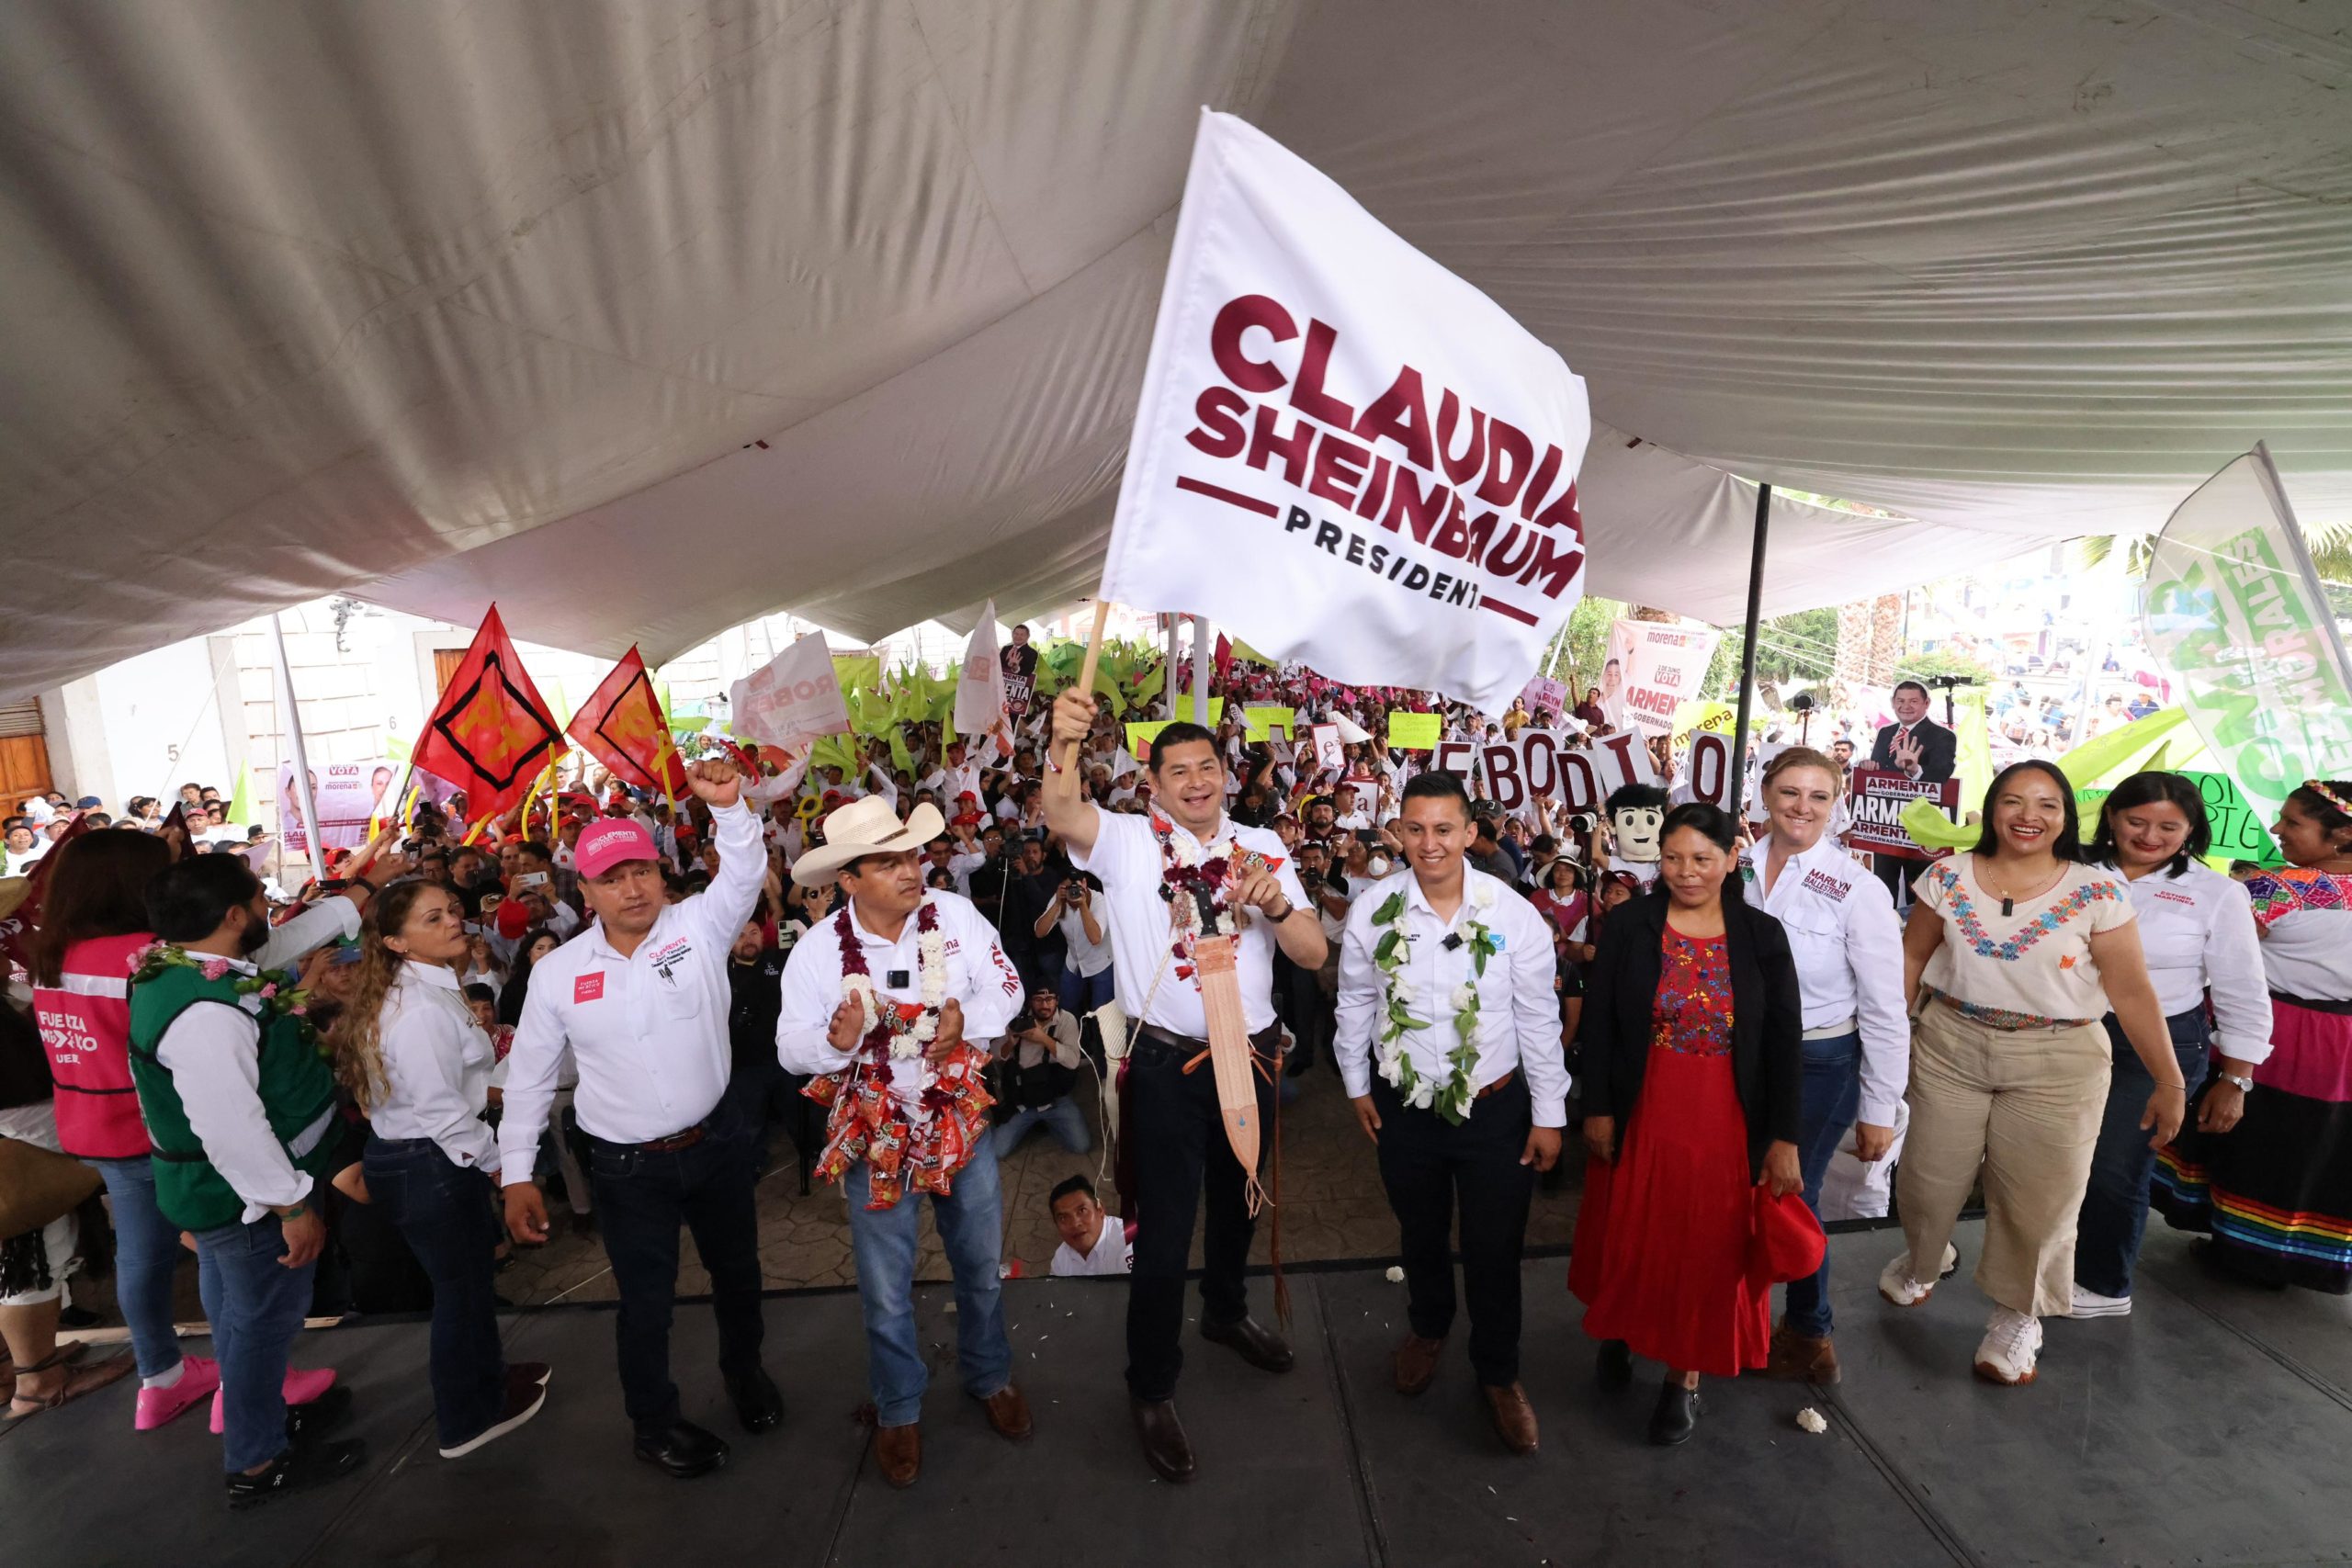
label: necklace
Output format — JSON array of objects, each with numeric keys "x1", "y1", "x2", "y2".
[
  {"x1": 834, "y1": 901, "x2": 946, "y2": 1060},
  {"x1": 1154, "y1": 813, "x2": 1238, "y2": 984},
  {"x1": 1368, "y1": 881, "x2": 1503, "y2": 1123},
  {"x1": 1977, "y1": 853, "x2": 2065, "y2": 918}
]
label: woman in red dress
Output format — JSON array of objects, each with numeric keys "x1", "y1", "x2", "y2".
[{"x1": 1569, "y1": 803, "x2": 1805, "y2": 1444}]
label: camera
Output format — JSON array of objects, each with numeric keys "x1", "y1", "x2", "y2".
[
  {"x1": 1787, "y1": 693, "x2": 1815, "y2": 713},
  {"x1": 1925, "y1": 674, "x2": 1969, "y2": 690}
]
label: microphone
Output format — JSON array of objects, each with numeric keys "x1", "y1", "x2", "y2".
[{"x1": 1442, "y1": 933, "x2": 1464, "y2": 952}]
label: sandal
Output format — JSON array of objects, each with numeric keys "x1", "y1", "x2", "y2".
[{"x1": 8, "y1": 1347, "x2": 131, "y2": 1418}]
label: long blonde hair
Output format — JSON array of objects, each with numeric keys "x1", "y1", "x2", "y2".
[{"x1": 332, "y1": 880, "x2": 447, "y2": 1117}]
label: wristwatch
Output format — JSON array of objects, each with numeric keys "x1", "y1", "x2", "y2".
[
  {"x1": 1267, "y1": 897, "x2": 1295, "y2": 922},
  {"x1": 2217, "y1": 1071, "x2": 2256, "y2": 1093}
]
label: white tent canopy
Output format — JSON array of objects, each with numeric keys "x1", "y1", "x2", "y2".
[{"x1": 6, "y1": 0, "x2": 2348, "y2": 703}]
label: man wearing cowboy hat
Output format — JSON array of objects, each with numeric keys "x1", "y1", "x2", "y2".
[{"x1": 775, "y1": 794, "x2": 1030, "y2": 1489}]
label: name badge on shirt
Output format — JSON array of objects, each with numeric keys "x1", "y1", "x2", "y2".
[
  {"x1": 1802, "y1": 868, "x2": 1852, "y2": 902},
  {"x1": 574, "y1": 973, "x2": 606, "y2": 1004}
]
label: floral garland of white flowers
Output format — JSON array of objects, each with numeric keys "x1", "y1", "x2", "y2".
[
  {"x1": 836, "y1": 904, "x2": 949, "y2": 1062},
  {"x1": 1370, "y1": 881, "x2": 1505, "y2": 1125}
]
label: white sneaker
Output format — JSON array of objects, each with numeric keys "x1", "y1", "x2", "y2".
[
  {"x1": 1877, "y1": 1243, "x2": 1960, "y2": 1306},
  {"x1": 2069, "y1": 1284, "x2": 2132, "y2": 1319},
  {"x1": 1973, "y1": 1307, "x2": 2043, "y2": 1385}
]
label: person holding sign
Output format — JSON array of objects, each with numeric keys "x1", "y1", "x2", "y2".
[
  {"x1": 1880, "y1": 761, "x2": 2183, "y2": 1388},
  {"x1": 2069, "y1": 773, "x2": 2270, "y2": 1316},
  {"x1": 1334, "y1": 771, "x2": 1564, "y2": 1454},
  {"x1": 1045, "y1": 687, "x2": 1324, "y2": 1484},
  {"x1": 1743, "y1": 749, "x2": 1910, "y2": 1385},
  {"x1": 2153, "y1": 779, "x2": 2352, "y2": 1295}
]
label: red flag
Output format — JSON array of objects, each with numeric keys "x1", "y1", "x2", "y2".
[
  {"x1": 1214, "y1": 632, "x2": 1234, "y2": 690},
  {"x1": 0, "y1": 812, "x2": 98, "y2": 970},
  {"x1": 412, "y1": 606, "x2": 567, "y2": 821},
  {"x1": 566, "y1": 647, "x2": 687, "y2": 796}
]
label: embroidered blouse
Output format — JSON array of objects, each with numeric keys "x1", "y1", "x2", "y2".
[
  {"x1": 1912, "y1": 856, "x2": 2135, "y2": 1029},
  {"x1": 1650, "y1": 929, "x2": 1733, "y2": 1057}
]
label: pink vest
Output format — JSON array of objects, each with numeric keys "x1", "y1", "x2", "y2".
[{"x1": 34, "y1": 932, "x2": 153, "y2": 1160}]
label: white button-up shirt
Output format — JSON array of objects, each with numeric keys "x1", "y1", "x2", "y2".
[
  {"x1": 1068, "y1": 808, "x2": 1309, "y2": 1038},
  {"x1": 2095, "y1": 859, "x2": 2273, "y2": 1063},
  {"x1": 774, "y1": 889, "x2": 1023, "y2": 1108},
  {"x1": 370, "y1": 962, "x2": 500, "y2": 1172},
  {"x1": 148, "y1": 897, "x2": 363, "y2": 1223},
  {"x1": 1747, "y1": 832, "x2": 1911, "y2": 1127},
  {"x1": 1333, "y1": 865, "x2": 1569, "y2": 1127},
  {"x1": 498, "y1": 800, "x2": 764, "y2": 1174}
]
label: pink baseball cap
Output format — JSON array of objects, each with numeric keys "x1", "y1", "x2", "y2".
[{"x1": 575, "y1": 818, "x2": 659, "y2": 879}]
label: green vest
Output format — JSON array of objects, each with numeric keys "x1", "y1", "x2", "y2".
[{"x1": 127, "y1": 960, "x2": 341, "y2": 1233}]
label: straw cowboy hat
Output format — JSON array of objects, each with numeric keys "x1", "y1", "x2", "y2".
[{"x1": 791, "y1": 795, "x2": 944, "y2": 886}]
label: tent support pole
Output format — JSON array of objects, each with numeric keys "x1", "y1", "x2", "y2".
[
  {"x1": 1165, "y1": 614, "x2": 1180, "y2": 715},
  {"x1": 269, "y1": 612, "x2": 329, "y2": 883},
  {"x1": 1726, "y1": 483, "x2": 1772, "y2": 826},
  {"x1": 1193, "y1": 615, "x2": 1212, "y2": 724}
]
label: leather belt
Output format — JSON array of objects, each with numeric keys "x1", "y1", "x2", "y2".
[
  {"x1": 632, "y1": 1124, "x2": 706, "y2": 1154},
  {"x1": 1476, "y1": 1068, "x2": 1517, "y2": 1100},
  {"x1": 1135, "y1": 1021, "x2": 1284, "y2": 1072}
]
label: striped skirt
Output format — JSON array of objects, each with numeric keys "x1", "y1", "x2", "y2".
[{"x1": 2153, "y1": 994, "x2": 2352, "y2": 1294}]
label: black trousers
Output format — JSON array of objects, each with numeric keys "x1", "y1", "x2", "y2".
[
  {"x1": 585, "y1": 1096, "x2": 767, "y2": 1432},
  {"x1": 1125, "y1": 1027, "x2": 1279, "y2": 1403},
  {"x1": 1372, "y1": 1073, "x2": 1535, "y2": 1385}
]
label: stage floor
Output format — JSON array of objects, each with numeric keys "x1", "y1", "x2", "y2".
[{"x1": 8, "y1": 1221, "x2": 2347, "y2": 1568}]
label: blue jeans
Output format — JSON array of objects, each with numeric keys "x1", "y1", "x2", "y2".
[
  {"x1": 93, "y1": 1156, "x2": 187, "y2": 1381},
  {"x1": 192, "y1": 1213, "x2": 317, "y2": 1472},
  {"x1": 364, "y1": 1136, "x2": 506, "y2": 1449},
  {"x1": 991, "y1": 1098, "x2": 1091, "y2": 1160},
  {"x1": 843, "y1": 1143, "x2": 1012, "y2": 1427},
  {"x1": 2075, "y1": 1008, "x2": 2211, "y2": 1300},
  {"x1": 1784, "y1": 1031, "x2": 1862, "y2": 1338},
  {"x1": 1057, "y1": 964, "x2": 1116, "y2": 1016}
]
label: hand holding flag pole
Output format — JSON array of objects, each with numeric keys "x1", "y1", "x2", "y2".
[{"x1": 1052, "y1": 600, "x2": 1113, "y2": 800}]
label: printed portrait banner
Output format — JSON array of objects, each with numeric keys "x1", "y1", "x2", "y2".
[
  {"x1": 2141, "y1": 449, "x2": 2352, "y2": 827},
  {"x1": 279, "y1": 760, "x2": 400, "y2": 852},
  {"x1": 1096, "y1": 110, "x2": 1592, "y2": 714},
  {"x1": 1848, "y1": 766, "x2": 1960, "y2": 861},
  {"x1": 1602, "y1": 618, "x2": 1723, "y2": 737},
  {"x1": 730, "y1": 633, "x2": 852, "y2": 752}
]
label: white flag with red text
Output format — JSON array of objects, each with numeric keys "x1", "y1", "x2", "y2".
[
  {"x1": 1099, "y1": 111, "x2": 1591, "y2": 715},
  {"x1": 730, "y1": 633, "x2": 851, "y2": 752},
  {"x1": 956, "y1": 600, "x2": 1009, "y2": 737}
]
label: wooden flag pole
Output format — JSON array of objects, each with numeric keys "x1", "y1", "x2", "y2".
[{"x1": 1053, "y1": 600, "x2": 1113, "y2": 799}]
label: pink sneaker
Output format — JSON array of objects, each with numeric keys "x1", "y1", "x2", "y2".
[
  {"x1": 209, "y1": 1365, "x2": 339, "y2": 1435},
  {"x1": 133, "y1": 1354, "x2": 221, "y2": 1431}
]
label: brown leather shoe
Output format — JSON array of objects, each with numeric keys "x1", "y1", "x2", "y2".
[
  {"x1": 1131, "y1": 1397, "x2": 1196, "y2": 1483},
  {"x1": 1483, "y1": 1382, "x2": 1539, "y2": 1455},
  {"x1": 873, "y1": 1422, "x2": 921, "y2": 1488},
  {"x1": 1761, "y1": 1321, "x2": 1841, "y2": 1385},
  {"x1": 981, "y1": 1384, "x2": 1033, "y2": 1441},
  {"x1": 1200, "y1": 1314, "x2": 1295, "y2": 1373},
  {"x1": 1392, "y1": 1333, "x2": 1445, "y2": 1396}
]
